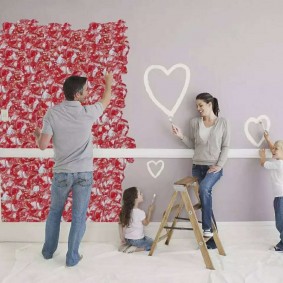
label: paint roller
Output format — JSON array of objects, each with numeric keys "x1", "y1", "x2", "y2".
[
  {"x1": 259, "y1": 120, "x2": 268, "y2": 134},
  {"x1": 169, "y1": 118, "x2": 183, "y2": 139},
  {"x1": 151, "y1": 193, "x2": 157, "y2": 204},
  {"x1": 169, "y1": 116, "x2": 176, "y2": 133},
  {"x1": 169, "y1": 116, "x2": 178, "y2": 131}
]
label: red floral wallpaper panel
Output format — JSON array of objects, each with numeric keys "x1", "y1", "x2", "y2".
[{"x1": 0, "y1": 19, "x2": 135, "y2": 222}]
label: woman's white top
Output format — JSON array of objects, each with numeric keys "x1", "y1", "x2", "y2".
[{"x1": 199, "y1": 119, "x2": 213, "y2": 144}]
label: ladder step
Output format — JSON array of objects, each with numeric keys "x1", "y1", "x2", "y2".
[
  {"x1": 175, "y1": 217, "x2": 190, "y2": 220},
  {"x1": 158, "y1": 233, "x2": 169, "y2": 241},
  {"x1": 204, "y1": 236, "x2": 213, "y2": 242},
  {"x1": 174, "y1": 176, "x2": 197, "y2": 186},
  {"x1": 175, "y1": 217, "x2": 202, "y2": 224},
  {"x1": 193, "y1": 203, "x2": 201, "y2": 210},
  {"x1": 173, "y1": 184, "x2": 186, "y2": 192},
  {"x1": 171, "y1": 204, "x2": 180, "y2": 211},
  {"x1": 163, "y1": 226, "x2": 193, "y2": 231}
]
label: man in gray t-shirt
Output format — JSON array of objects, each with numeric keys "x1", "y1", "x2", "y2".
[{"x1": 34, "y1": 73, "x2": 113, "y2": 267}]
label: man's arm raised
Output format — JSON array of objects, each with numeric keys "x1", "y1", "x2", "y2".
[{"x1": 99, "y1": 72, "x2": 113, "y2": 109}]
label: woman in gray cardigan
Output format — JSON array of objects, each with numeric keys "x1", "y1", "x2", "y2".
[{"x1": 172, "y1": 93, "x2": 230, "y2": 249}]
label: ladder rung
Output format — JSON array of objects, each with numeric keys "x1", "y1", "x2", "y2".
[
  {"x1": 158, "y1": 233, "x2": 169, "y2": 241},
  {"x1": 175, "y1": 217, "x2": 190, "y2": 221},
  {"x1": 204, "y1": 236, "x2": 214, "y2": 242},
  {"x1": 171, "y1": 204, "x2": 180, "y2": 211},
  {"x1": 193, "y1": 203, "x2": 202, "y2": 210},
  {"x1": 175, "y1": 217, "x2": 202, "y2": 224},
  {"x1": 163, "y1": 226, "x2": 193, "y2": 231}
]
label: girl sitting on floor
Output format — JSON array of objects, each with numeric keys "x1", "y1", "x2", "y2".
[{"x1": 118, "y1": 187, "x2": 154, "y2": 253}]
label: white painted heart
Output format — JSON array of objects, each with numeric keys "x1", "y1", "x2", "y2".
[
  {"x1": 147, "y1": 160, "x2": 165, "y2": 179},
  {"x1": 244, "y1": 115, "x2": 271, "y2": 147},
  {"x1": 144, "y1": 64, "x2": 190, "y2": 118}
]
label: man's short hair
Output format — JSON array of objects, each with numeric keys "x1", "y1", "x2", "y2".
[{"x1": 63, "y1": 76, "x2": 87, "y2": 101}]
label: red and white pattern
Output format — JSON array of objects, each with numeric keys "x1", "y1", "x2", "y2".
[{"x1": 0, "y1": 19, "x2": 135, "y2": 222}]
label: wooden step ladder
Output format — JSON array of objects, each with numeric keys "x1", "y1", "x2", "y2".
[{"x1": 148, "y1": 176, "x2": 226, "y2": 270}]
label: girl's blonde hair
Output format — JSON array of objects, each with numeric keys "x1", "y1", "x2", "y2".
[{"x1": 274, "y1": 140, "x2": 283, "y2": 151}]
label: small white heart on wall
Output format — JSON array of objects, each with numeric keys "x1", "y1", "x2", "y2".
[
  {"x1": 144, "y1": 64, "x2": 190, "y2": 118},
  {"x1": 244, "y1": 115, "x2": 271, "y2": 147},
  {"x1": 147, "y1": 160, "x2": 165, "y2": 179}
]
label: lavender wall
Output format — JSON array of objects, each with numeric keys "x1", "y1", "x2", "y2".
[{"x1": 1, "y1": 0, "x2": 283, "y2": 221}]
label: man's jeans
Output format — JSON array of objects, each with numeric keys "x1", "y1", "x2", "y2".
[
  {"x1": 42, "y1": 172, "x2": 93, "y2": 267},
  {"x1": 274, "y1": 197, "x2": 283, "y2": 250},
  {"x1": 125, "y1": 236, "x2": 153, "y2": 251},
  {"x1": 192, "y1": 164, "x2": 223, "y2": 231}
]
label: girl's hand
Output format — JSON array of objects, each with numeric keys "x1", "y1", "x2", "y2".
[
  {"x1": 148, "y1": 204, "x2": 155, "y2": 212},
  {"x1": 259, "y1": 148, "x2": 266, "y2": 166},
  {"x1": 259, "y1": 148, "x2": 266, "y2": 158},
  {"x1": 172, "y1": 124, "x2": 184, "y2": 140},
  {"x1": 208, "y1": 165, "x2": 222, "y2": 173},
  {"x1": 263, "y1": 130, "x2": 269, "y2": 140}
]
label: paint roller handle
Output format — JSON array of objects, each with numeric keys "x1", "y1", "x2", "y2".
[
  {"x1": 263, "y1": 130, "x2": 271, "y2": 144},
  {"x1": 263, "y1": 130, "x2": 274, "y2": 151},
  {"x1": 145, "y1": 203, "x2": 155, "y2": 225},
  {"x1": 148, "y1": 203, "x2": 155, "y2": 214},
  {"x1": 151, "y1": 193, "x2": 157, "y2": 204},
  {"x1": 171, "y1": 124, "x2": 184, "y2": 140},
  {"x1": 263, "y1": 130, "x2": 269, "y2": 139}
]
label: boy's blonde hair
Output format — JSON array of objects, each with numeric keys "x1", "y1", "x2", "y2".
[{"x1": 274, "y1": 140, "x2": 283, "y2": 151}]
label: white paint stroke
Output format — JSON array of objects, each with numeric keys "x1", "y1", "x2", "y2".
[
  {"x1": 144, "y1": 63, "x2": 190, "y2": 118},
  {"x1": 244, "y1": 115, "x2": 271, "y2": 147},
  {"x1": 147, "y1": 160, "x2": 165, "y2": 178}
]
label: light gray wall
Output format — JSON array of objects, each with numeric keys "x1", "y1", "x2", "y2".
[{"x1": 1, "y1": 0, "x2": 283, "y2": 221}]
